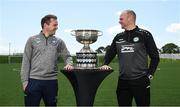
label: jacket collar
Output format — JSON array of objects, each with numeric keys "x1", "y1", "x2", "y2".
[
  {"x1": 39, "y1": 31, "x2": 54, "y2": 39},
  {"x1": 125, "y1": 26, "x2": 139, "y2": 33}
]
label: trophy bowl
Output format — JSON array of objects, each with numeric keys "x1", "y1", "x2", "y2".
[
  {"x1": 71, "y1": 29, "x2": 103, "y2": 69},
  {"x1": 71, "y1": 29, "x2": 102, "y2": 45}
]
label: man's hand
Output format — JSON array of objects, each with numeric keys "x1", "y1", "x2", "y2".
[
  {"x1": 99, "y1": 65, "x2": 112, "y2": 70},
  {"x1": 23, "y1": 82, "x2": 28, "y2": 91},
  {"x1": 64, "y1": 64, "x2": 74, "y2": 70}
]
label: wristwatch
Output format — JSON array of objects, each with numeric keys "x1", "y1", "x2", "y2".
[{"x1": 148, "y1": 75, "x2": 153, "y2": 80}]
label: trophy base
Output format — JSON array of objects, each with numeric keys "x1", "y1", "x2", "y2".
[{"x1": 76, "y1": 52, "x2": 97, "y2": 69}]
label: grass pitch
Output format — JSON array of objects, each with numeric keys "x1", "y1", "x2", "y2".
[{"x1": 0, "y1": 59, "x2": 180, "y2": 106}]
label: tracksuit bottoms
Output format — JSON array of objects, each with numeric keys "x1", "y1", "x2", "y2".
[
  {"x1": 24, "y1": 78, "x2": 58, "y2": 106},
  {"x1": 116, "y1": 76, "x2": 150, "y2": 106}
]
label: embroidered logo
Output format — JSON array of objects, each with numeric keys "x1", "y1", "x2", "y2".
[
  {"x1": 133, "y1": 37, "x2": 139, "y2": 42},
  {"x1": 121, "y1": 45, "x2": 134, "y2": 53},
  {"x1": 50, "y1": 39, "x2": 57, "y2": 46},
  {"x1": 116, "y1": 38, "x2": 126, "y2": 43},
  {"x1": 35, "y1": 38, "x2": 41, "y2": 44}
]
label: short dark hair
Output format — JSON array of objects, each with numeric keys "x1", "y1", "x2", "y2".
[{"x1": 41, "y1": 14, "x2": 57, "y2": 29}]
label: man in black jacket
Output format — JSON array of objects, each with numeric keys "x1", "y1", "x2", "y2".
[{"x1": 100, "y1": 10, "x2": 160, "y2": 106}]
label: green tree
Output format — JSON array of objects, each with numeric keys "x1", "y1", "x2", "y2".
[
  {"x1": 95, "y1": 46, "x2": 105, "y2": 53},
  {"x1": 157, "y1": 48, "x2": 162, "y2": 53},
  {"x1": 96, "y1": 45, "x2": 111, "y2": 54},
  {"x1": 104, "y1": 45, "x2": 111, "y2": 52},
  {"x1": 161, "y1": 43, "x2": 180, "y2": 53}
]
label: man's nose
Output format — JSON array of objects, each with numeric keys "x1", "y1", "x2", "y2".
[
  {"x1": 55, "y1": 27, "x2": 58, "y2": 30},
  {"x1": 55, "y1": 26, "x2": 58, "y2": 29}
]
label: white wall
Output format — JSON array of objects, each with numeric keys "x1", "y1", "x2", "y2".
[{"x1": 160, "y1": 54, "x2": 180, "y2": 59}]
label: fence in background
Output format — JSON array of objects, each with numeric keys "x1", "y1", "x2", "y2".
[
  {"x1": 0, "y1": 54, "x2": 180, "y2": 64},
  {"x1": 159, "y1": 54, "x2": 180, "y2": 59}
]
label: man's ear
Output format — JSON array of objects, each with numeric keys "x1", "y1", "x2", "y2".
[
  {"x1": 127, "y1": 16, "x2": 133, "y2": 22},
  {"x1": 127, "y1": 17, "x2": 131, "y2": 22}
]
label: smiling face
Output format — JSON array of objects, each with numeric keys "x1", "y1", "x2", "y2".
[
  {"x1": 119, "y1": 10, "x2": 136, "y2": 30},
  {"x1": 41, "y1": 15, "x2": 58, "y2": 36},
  {"x1": 119, "y1": 12, "x2": 130, "y2": 29},
  {"x1": 45, "y1": 18, "x2": 58, "y2": 36}
]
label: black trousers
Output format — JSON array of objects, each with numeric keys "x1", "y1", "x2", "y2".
[
  {"x1": 24, "y1": 78, "x2": 58, "y2": 106},
  {"x1": 116, "y1": 76, "x2": 150, "y2": 107}
]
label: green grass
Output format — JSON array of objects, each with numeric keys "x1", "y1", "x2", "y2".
[
  {"x1": 0, "y1": 59, "x2": 180, "y2": 106},
  {"x1": 151, "y1": 59, "x2": 180, "y2": 106}
]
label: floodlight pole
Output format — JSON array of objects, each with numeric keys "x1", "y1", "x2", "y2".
[{"x1": 8, "y1": 43, "x2": 11, "y2": 64}]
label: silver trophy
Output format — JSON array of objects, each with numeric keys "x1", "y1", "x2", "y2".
[{"x1": 71, "y1": 29, "x2": 102, "y2": 69}]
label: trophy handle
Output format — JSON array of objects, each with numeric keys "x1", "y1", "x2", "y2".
[
  {"x1": 97, "y1": 31, "x2": 103, "y2": 36},
  {"x1": 71, "y1": 30, "x2": 76, "y2": 36}
]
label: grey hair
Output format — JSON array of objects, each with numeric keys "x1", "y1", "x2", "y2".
[{"x1": 124, "y1": 10, "x2": 136, "y2": 22}]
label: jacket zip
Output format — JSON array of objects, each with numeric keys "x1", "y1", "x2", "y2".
[
  {"x1": 46, "y1": 38, "x2": 48, "y2": 46},
  {"x1": 128, "y1": 32, "x2": 130, "y2": 42}
]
